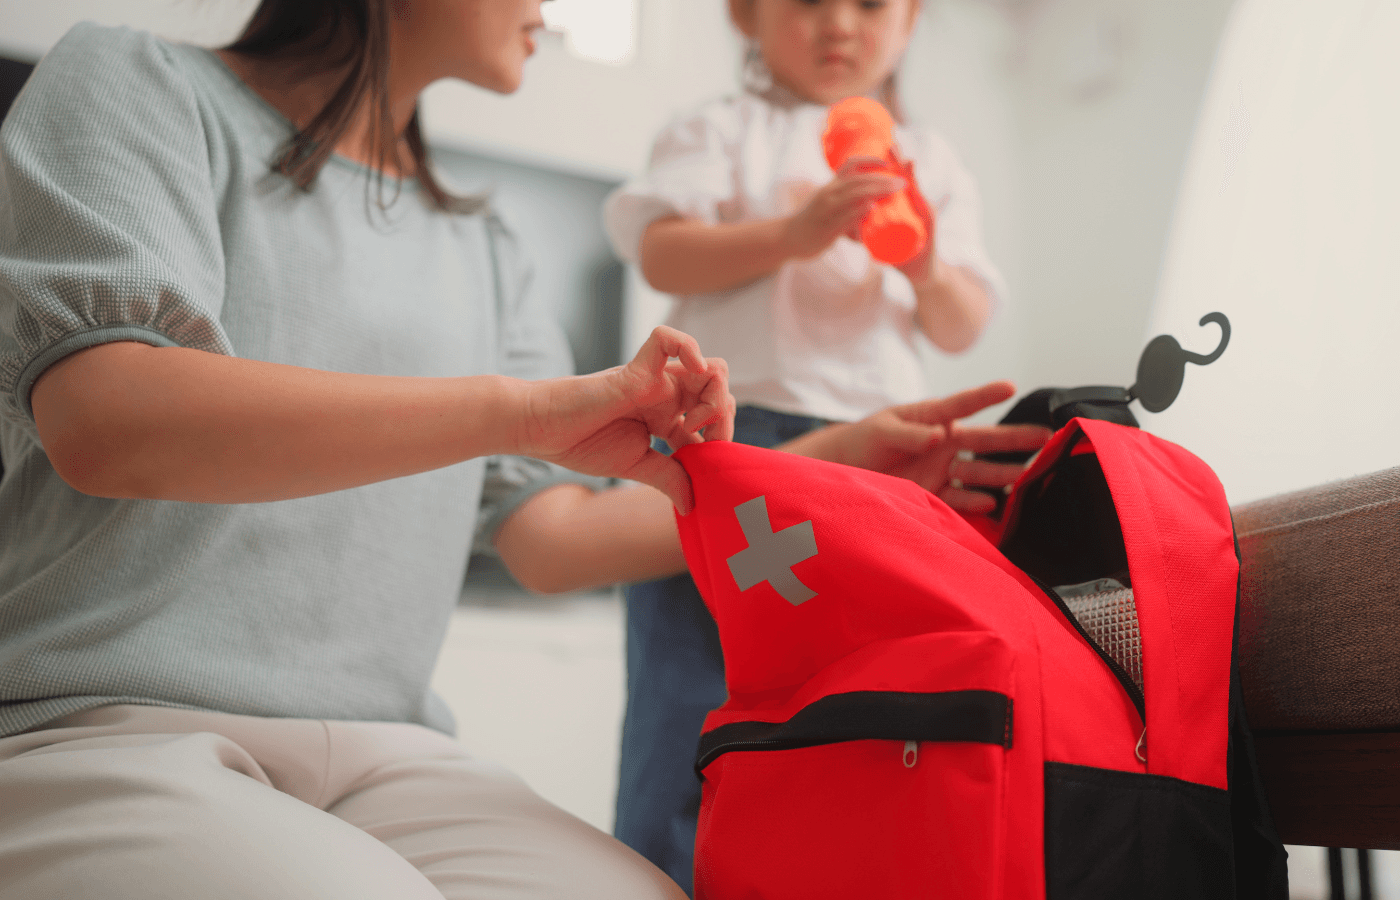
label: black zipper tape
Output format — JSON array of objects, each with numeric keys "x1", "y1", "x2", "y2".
[
  {"x1": 1031, "y1": 574, "x2": 1147, "y2": 722},
  {"x1": 696, "y1": 689, "x2": 1012, "y2": 774}
]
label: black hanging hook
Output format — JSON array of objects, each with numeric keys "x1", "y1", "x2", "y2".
[{"x1": 1128, "y1": 312, "x2": 1231, "y2": 413}]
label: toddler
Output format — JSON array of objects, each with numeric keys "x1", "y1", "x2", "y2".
[{"x1": 603, "y1": 0, "x2": 1007, "y2": 892}]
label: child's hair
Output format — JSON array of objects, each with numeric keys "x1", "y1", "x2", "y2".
[
  {"x1": 730, "y1": 0, "x2": 910, "y2": 124},
  {"x1": 226, "y1": 0, "x2": 470, "y2": 211}
]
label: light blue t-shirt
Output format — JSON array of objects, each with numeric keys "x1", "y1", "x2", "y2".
[{"x1": 0, "y1": 23, "x2": 580, "y2": 737}]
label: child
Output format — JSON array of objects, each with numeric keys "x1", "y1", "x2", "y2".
[
  {"x1": 0, "y1": 1, "x2": 1043, "y2": 897},
  {"x1": 603, "y1": 0, "x2": 1007, "y2": 891}
]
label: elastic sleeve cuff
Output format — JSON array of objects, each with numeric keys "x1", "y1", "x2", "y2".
[
  {"x1": 15, "y1": 325, "x2": 181, "y2": 420},
  {"x1": 472, "y1": 456, "x2": 612, "y2": 557}
]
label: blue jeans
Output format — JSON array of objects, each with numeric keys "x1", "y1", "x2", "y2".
[{"x1": 613, "y1": 405, "x2": 831, "y2": 896}]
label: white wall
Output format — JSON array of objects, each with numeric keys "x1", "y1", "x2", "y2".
[
  {"x1": 0, "y1": 0, "x2": 255, "y2": 59},
  {"x1": 421, "y1": 0, "x2": 741, "y2": 181},
  {"x1": 1143, "y1": 0, "x2": 1400, "y2": 505},
  {"x1": 1009, "y1": 0, "x2": 1236, "y2": 391},
  {"x1": 0, "y1": 0, "x2": 1226, "y2": 420}
]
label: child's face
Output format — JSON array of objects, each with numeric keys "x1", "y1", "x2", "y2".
[
  {"x1": 390, "y1": 0, "x2": 549, "y2": 95},
  {"x1": 735, "y1": 0, "x2": 920, "y2": 105}
]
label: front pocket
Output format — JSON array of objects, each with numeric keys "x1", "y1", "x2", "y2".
[
  {"x1": 694, "y1": 631, "x2": 1015, "y2": 900},
  {"x1": 1044, "y1": 761, "x2": 1232, "y2": 900}
]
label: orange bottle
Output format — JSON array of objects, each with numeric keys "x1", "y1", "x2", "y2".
[{"x1": 821, "y1": 97, "x2": 928, "y2": 266}]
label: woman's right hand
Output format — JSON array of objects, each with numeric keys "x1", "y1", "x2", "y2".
[
  {"x1": 512, "y1": 326, "x2": 735, "y2": 515},
  {"x1": 782, "y1": 157, "x2": 905, "y2": 260}
]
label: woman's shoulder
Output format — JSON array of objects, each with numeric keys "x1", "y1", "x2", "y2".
[
  {"x1": 39, "y1": 22, "x2": 184, "y2": 83},
  {"x1": 18, "y1": 22, "x2": 207, "y2": 124}
]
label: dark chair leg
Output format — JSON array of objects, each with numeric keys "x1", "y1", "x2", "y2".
[
  {"x1": 1329, "y1": 847, "x2": 1346, "y2": 900},
  {"x1": 1357, "y1": 848, "x2": 1373, "y2": 900}
]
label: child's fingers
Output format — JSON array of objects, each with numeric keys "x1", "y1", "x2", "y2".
[{"x1": 836, "y1": 155, "x2": 889, "y2": 177}]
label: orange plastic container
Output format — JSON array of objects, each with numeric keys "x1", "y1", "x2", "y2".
[{"x1": 821, "y1": 97, "x2": 928, "y2": 266}]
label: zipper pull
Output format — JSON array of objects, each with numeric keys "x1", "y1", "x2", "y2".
[
  {"x1": 1135, "y1": 726, "x2": 1147, "y2": 764},
  {"x1": 903, "y1": 740, "x2": 918, "y2": 768}
]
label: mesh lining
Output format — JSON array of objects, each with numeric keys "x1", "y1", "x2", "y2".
[{"x1": 1062, "y1": 585, "x2": 1144, "y2": 691}]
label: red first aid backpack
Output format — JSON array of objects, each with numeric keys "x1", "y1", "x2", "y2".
[{"x1": 673, "y1": 416, "x2": 1287, "y2": 899}]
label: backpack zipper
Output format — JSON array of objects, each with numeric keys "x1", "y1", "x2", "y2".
[
  {"x1": 1029, "y1": 574, "x2": 1147, "y2": 723},
  {"x1": 903, "y1": 740, "x2": 918, "y2": 768}
]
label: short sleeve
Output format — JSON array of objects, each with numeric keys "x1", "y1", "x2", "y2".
[
  {"x1": 471, "y1": 455, "x2": 610, "y2": 556},
  {"x1": 474, "y1": 210, "x2": 605, "y2": 555},
  {"x1": 602, "y1": 106, "x2": 736, "y2": 264},
  {"x1": 0, "y1": 24, "x2": 231, "y2": 430},
  {"x1": 908, "y1": 128, "x2": 1009, "y2": 308},
  {"x1": 484, "y1": 211, "x2": 573, "y2": 382}
]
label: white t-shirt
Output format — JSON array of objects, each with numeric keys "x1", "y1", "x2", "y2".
[{"x1": 604, "y1": 88, "x2": 1005, "y2": 423}]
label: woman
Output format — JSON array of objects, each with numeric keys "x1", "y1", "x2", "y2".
[{"x1": 0, "y1": 2, "x2": 1044, "y2": 897}]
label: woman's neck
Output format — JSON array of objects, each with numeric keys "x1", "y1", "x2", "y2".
[{"x1": 215, "y1": 50, "x2": 420, "y2": 176}]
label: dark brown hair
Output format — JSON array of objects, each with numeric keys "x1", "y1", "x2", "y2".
[{"x1": 226, "y1": 0, "x2": 459, "y2": 210}]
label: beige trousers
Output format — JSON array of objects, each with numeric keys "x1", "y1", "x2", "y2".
[{"x1": 0, "y1": 704, "x2": 685, "y2": 900}]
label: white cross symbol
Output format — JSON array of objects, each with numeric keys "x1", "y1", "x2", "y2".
[{"x1": 726, "y1": 496, "x2": 818, "y2": 606}]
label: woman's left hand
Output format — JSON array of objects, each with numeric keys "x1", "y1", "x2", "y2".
[
  {"x1": 783, "y1": 381, "x2": 1051, "y2": 512},
  {"x1": 514, "y1": 326, "x2": 735, "y2": 514}
]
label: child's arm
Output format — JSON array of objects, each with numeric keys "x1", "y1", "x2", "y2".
[
  {"x1": 639, "y1": 161, "x2": 904, "y2": 295},
  {"x1": 896, "y1": 173, "x2": 994, "y2": 354},
  {"x1": 906, "y1": 258, "x2": 994, "y2": 354},
  {"x1": 494, "y1": 381, "x2": 1051, "y2": 594}
]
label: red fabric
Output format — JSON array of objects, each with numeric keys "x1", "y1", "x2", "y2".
[{"x1": 672, "y1": 419, "x2": 1237, "y2": 898}]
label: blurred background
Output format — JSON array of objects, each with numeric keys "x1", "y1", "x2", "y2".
[{"x1": 2, "y1": 1, "x2": 1395, "y2": 896}]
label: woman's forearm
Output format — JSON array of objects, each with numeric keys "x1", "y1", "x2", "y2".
[
  {"x1": 32, "y1": 341, "x2": 529, "y2": 503},
  {"x1": 639, "y1": 215, "x2": 796, "y2": 295}
]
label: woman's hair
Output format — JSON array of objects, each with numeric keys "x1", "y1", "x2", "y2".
[{"x1": 226, "y1": 0, "x2": 459, "y2": 210}]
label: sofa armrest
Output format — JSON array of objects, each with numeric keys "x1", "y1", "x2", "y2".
[{"x1": 1234, "y1": 467, "x2": 1400, "y2": 848}]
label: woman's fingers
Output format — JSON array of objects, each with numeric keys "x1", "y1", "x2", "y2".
[
  {"x1": 879, "y1": 416, "x2": 947, "y2": 455},
  {"x1": 950, "y1": 423, "x2": 1053, "y2": 456},
  {"x1": 893, "y1": 381, "x2": 1018, "y2": 427},
  {"x1": 947, "y1": 456, "x2": 1030, "y2": 489},
  {"x1": 627, "y1": 448, "x2": 694, "y2": 515},
  {"x1": 938, "y1": 486, "x2": 1000, "y2": 514},
  {"x1": 636, "y1": 325, "x2": 708, "y2": 376}
]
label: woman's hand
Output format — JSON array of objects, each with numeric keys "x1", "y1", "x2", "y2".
[
  {"x1": 783, "y1": 157, "x2": 905, "y2": 260},
  {"x1": 782, "y1": 381, "x2": 1051, "y2": 513},
  {"x1": 513, "y1": 326, "x2": 735, "y2": 514}
]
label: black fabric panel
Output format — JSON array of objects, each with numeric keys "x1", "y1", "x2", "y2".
[
  {"x1": 696, "y1": 689, "x2": 1011, "y2": 771},
  {"x1": 1000, "y1": 448, "x2": 1131, "y2": 591},
  {"x1": 1228, "y1": 530, "x2": 1291, "y2": 899},
  {"x1": 0, "y1": 57, "x2": 34, "y2": 124},
  {"x1": 1045, "y1": 762, "x2": 1233, "y2": 900}
]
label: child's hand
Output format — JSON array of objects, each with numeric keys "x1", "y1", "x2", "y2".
[
  {"x1": 514, "y1": 326, "x2": 735, "y2": 514},
  {"x1": 783, "y1": 157, "x2": 905, "y2": 260}
]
